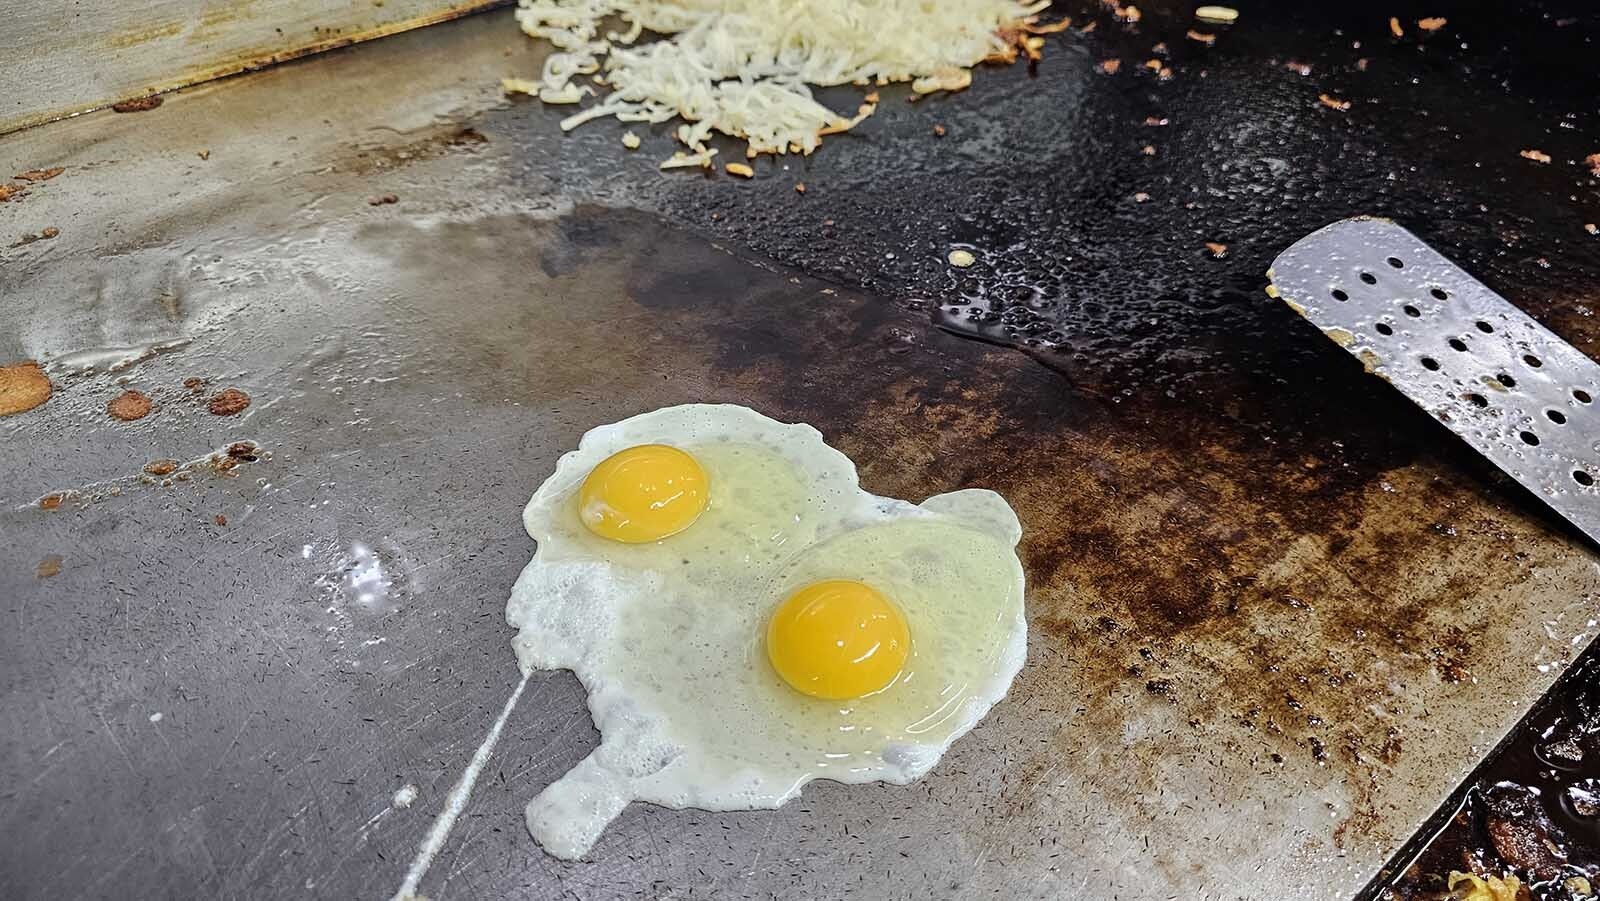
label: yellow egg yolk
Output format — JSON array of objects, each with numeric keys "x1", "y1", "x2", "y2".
[
  {"x1": 579, "y1": 444, "x2": 708, "y2": 543},
  {"x1": 766, "y1": 580, "x2": 910, "y2": 700}
]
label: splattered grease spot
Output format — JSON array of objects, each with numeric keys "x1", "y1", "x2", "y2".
[
  {"x1": 0, "y1": 361, "x2": 51, "y2": 416},
  {"x1": 504, "y1": 404, "x2": 1027, "y2": 859}
]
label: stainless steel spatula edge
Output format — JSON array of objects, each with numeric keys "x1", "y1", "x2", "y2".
[{"x1": 1268, "y1": 216, "x2": 1600, "y2": 543}]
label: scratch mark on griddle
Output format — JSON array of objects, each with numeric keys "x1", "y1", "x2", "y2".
[{"x1": 390, "y1": 672, "x2": 530, "y2": 901}]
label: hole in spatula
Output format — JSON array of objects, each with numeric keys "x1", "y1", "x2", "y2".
[{"x1": 1577, "y1": 470, "x2": 1595, "y2": 487}]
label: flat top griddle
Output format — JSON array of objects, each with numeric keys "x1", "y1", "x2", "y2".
[{"x1": 2, "y1": 3, "x2": 1598, "y2": 899}]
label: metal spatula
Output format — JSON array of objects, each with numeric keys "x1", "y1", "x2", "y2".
[{"x1": 1268, "y1": 217, "x2": 1600, "y2": 540}]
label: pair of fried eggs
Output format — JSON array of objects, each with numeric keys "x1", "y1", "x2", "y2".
[{"x1": 505, "y1": 404, "x2": 1026, "y2": 859}]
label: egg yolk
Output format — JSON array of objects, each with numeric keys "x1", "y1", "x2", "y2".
[
  {"x1": 579, "y1": 444, "x2": 708, "y2": 543},
  {"x1": 766, "y1": 580, "x2": 910, "y2": 700}
]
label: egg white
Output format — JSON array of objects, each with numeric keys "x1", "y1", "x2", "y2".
[{"x1": 505, "y1": 404, "x2": 1026, "y2": 860}]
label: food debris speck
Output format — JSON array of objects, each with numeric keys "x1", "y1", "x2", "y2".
[
  {"x1": 1318, "y1": 93, "x2": 1352, "y2": 112},
  {"x1": 1520, "y1": 149, "x2": 1552, "y2": 164},
  {"x1": 39, "y1": 493, "x2": 66, "y2": 511},
  {"x1": 1285, "y1": 60, "x2": 1312, "y2": 76},
  {"x1": 36, "y1": 554, "x2": 63, "y2": 578},
  {"x1": 1587, "y1": 224, "x2": 1598, "y2": 236},
  {"x1": 144, "y1": 459, "x2": 179, "y2": 476},
  {"x1": 1205, "y1": 241, "x2": 1229, "y2": 258},
  {"x1": 1144, "y1": 116, "x2": 1169, "y2": 126},
  {"x1": 227, "y1": 441, "x2": 259, "y2": 461},
  {"x1": 1114, "y1": 4, "x2": 1140, "y2": 23},
  {"x1": 1134, "y1": 192, "x2": 1151, "y2": 203},
  {"x1": 215, "y1": 514, "x2": 228, "y2": 526},
  {"x1": 1185, "y1": 30, "x2": 1216, "y2": 45},
  {"x1": 197, "y1": 149, "x2": 210, "y2": 160},
  {"x1": 1096, "y1": 58, "x2": 1122, "y2": 75},
  {"x1": 1356, "y1": 57, "x2": 1370, "y2": 71},
  {"x1": 208, "y1": 388, "x2": 251, "y2": 416},
  {"x1": 0, "y1": 184, "x2": 23, "y2": 202},
  {"x1": 1388, "y1": 16, "x2": 1403, "y2": 37},
  {"x1": 725, "y1": 162, "x2": 755, "y2": 178},
  {"x1": 107, "y1": 389, "x2": 153, "y2": 422},
  {"x1": 1584, "y1": 152, "x2": 1600, "y2": 176},
  {"x1": 368, "y1": 194, "x2": 399, "y2": 205},
  {"x1": 183, "y1": 377, "x2": 205, "y2": 392},
  {"x1": 1144, "y1": 58, "x2": 1162, "y2": 71},
  {"x1": 1141, "y1": 144, "x2": 1156, "y2": 156},
  {"x1": 1417, "y1": 16, "x2": 1446, "y2": 31},
  {"x1": 0, "y1": 361, "x2": 51, "y2": 416},
  {"x1": 1194, "y1": 5, "x2": 1239, "y2": 24},
  {"x1": 621, "y1": 131, "x2": 641, "y2": 149},
  {"x1": 14, "y1": 167, "x2": 64, "y2": 182},
  {"x1": 947, "y1": 249, "x2": 976, "y2": 268},
  {"x1": 40, "y1": 227, "x2": 59, "y2": 239},
  {"x1": 932, "y1": 123, "x2": 947, "y2": 136},
  {"x1": 794, "y1": 182, "x2": 806, "y2": 194},
  {"x1": 112, "y1": 95, "x2": 163, "y2": 113}
]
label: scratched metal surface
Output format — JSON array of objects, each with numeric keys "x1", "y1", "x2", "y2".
[{"x1": 2, "y1": 5, "x2": 1600, "y2": 901}]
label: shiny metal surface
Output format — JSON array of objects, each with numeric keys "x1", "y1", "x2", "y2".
[
  {"x1": 1272, "y1": 218, "x2": 1600, "y2": 545},
  {"x1": 3, "y1": 7, "x2": 1600, "y2": 901}
]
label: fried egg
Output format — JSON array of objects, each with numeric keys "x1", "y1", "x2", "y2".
[{"x1": 505, "y1": 404, "x2": 1026, "y2": 860}]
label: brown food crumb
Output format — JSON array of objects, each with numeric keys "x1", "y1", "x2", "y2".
[
  {"x1": 1356, "y1": 57, "x2": 1370, "y2": 71},
  {"x1": 183, "y1": 377, "x2": 205, "y2": 392},
  {"x1": 0, "y1": 184, "x2": 23, "y2": 202},
  {"x1": 212, "y1": 455, "x2": 239, "y2": 474},
  {"x1": 215, "y1": 514, "x2": 228, "y2": 526},
  {"x1": 724, "y1": 162, "x2": 755, "y2": 178},
  {"x1": 864, "y1": 91, "x2": 880, "y2": 103},
  {"x1": 1096, "y1": 58, "x2": 1122, "y2": 75},
  {"x1": 107, "y1": 389, "x2": 153, "y2": 421},
  {"x1": 932, "y1": 123, "x2": 947, "y2": 137},
  {"x1": 144, "y1": 459, "x2": 179, "y2": 476},
  {"x1": 0, "y1": 361, "x2": 52, "y2": 416},
  {"x1": 1144, "y1": 116, "x2": 1168, "y2": 126},
  {"x1": 794, "y1": 182, "x2": 806, "y2": 194},
  {"x1": 226, "y1": 441, "x2": 259, "y2": 460},
  {"x1": 36, "y1": 554, "x2": 63, "y2": 579},
  {"x1": 1205, "y1": 241, "x2": 1229, "y2": 258},
  {"x1": 1151, "y1": 41, "x2": 1167, "y2": 53},
  {"x1": 1520, "y1": 149, "x2": 1552, "y2": 164},
  {"x1": 1186, "y1": 30, "x2": 1216, "y2": 45},
  {"x1": 14, "y1": 167, "x2": 65, "y2": 182},
  {"x1": 197, "y1": 149, "x2": 210, "y2": 160},
  {"x1": 1388, "y1": 16, "x2": 1403, "y2": 37},
  {"x1": 207, "y1": 388, "x2": 251, "y2": 416},
  {"x1": 40, "y1": 227, "x2": 59, "y2": 239},
  {"x1": 39, "y1": 493, "x2": 66, "y2": 511},
  {"x1": 112, "y1": 95, "x2": 164, "y2": 113},
  {"x1": 1141, "y1": 144, "x2": 1156, "y2": 156},
  {"x1": 1586, "y1": 152, "x2": 1600, "y2": 176},
  {"x1": 368, "y1": 194, "x2": 399, "y2": 205},
  {"x1": 1144, "y1": 59, "x2": 1162, "y2": 71},
  {"x1": 1587, "y1": 224, "x2": 1598, "y2": 235},
  {"x1": 1318, "y1": 93, "x2": 1352, "y2": 112},
  {"x1": 1417, "y1": 16, "x2": 1446, "y2": 31},
  {"x1": 1285, "y1": 60, "x2": 1312, "y2": 76}
]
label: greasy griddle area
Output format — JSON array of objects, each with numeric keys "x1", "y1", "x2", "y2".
[
  {"x1": 1, "y1": 2, "x2": 1598, "y2": 900},
  {"x1": 1382, "y1": 651, "x2": 1600, "y2": 900}
]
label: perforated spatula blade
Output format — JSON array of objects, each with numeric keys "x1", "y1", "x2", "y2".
[{"x1": 1268, "y1": 216, "x2": 1600, "y2": 541}]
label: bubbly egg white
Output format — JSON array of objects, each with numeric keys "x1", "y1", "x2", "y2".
[{"x1": 505, "y1": 404, "x2": 1026, "y2": 860}]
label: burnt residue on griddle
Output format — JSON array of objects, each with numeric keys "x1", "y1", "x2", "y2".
[{"x1": 1379, "y1": 652, "x2": 1600, "y2": 900}]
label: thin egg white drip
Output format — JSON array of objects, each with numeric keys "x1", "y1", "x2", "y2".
[{"x1": 505, "y1": 404, "x2": 1027, "y2": 860}]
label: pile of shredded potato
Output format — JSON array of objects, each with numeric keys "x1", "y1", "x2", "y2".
[{"x1": 504, "y1": 0, "x2": 1066, "y2": 168}]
